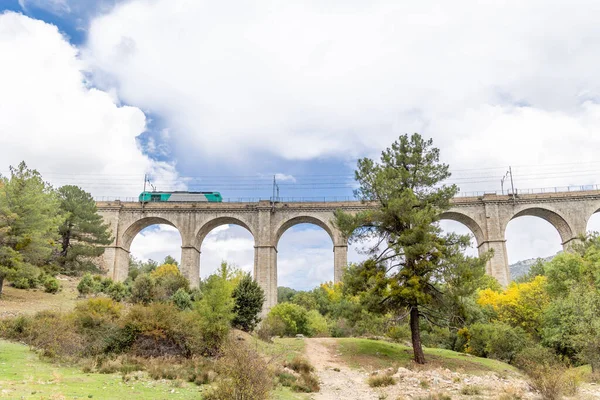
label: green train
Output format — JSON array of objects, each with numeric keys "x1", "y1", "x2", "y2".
[{"x1": 139, "y1": 191, "x2": 223, "y2": 203}]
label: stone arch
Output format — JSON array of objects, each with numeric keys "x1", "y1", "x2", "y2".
[
  {"x1": 439, "y1": 211, "x2": 485, "y2": 247},
  {"x1": 274, "y1": 215, "x2": 337, "y2": 247},
  {"x1": 120, "y1": 216, "x2": 181, "y2": 250},
  {"x1": 194, "y1": 216, "x2": 256, "y2": 248},
  {"x1": 584, "y1": 203, "x2": 600, "y2": 235},
  {"x1": 509, "y1": 207, "x2": 573, "y2": 245}
]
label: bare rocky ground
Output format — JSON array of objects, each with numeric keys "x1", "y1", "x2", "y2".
[{"x1": 303, "y1": 338, "x2": 600, "y2": 400}]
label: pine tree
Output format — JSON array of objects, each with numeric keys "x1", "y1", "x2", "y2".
[
  {"x1": 232, "y1": 273, "x2": 266, "y2": 332},
  {"x1": 335, "y1": 134, "x2": 487, "y2": 364},
  {"x1": 56, "y1": 185, "x2": 113, "y2": 275},
  {"x1": 0, "y1": 162, "x2": 61, "y2": 294}
]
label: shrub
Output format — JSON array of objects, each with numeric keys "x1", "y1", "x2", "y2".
[
  {"x1": 466, "y1": 323, "x2": 530, "y2": 363},
  {"x1": 204, "y1": 340, "x2": 273, "y2": 400},
  {"x1": 368, "y1": 373, "x2": 396, "y2": 387},
  {"x1": 257, "y1": 314, "x2": 286, "y2": 342},
  {"x1": 99, "y1": 277, "x2": 114, "y2": 292},
  {"x1": 329, "y1": 318, "x2": 352, "y2": 338},
  {"x1": 232, "y1": 273, "x2": 265, "y2": 332},
  {"x1": 106, "y1": 281, "x2": 129, "y2": 302},
  {"x1": 13, "y1": 277, "x2": 32, "y2": 289},
  {"x1": 284, "y1": 356, "x2": 314, "y2": 374},
  {"x1": 43, "y1": 277, "x2": 60, "y2": 293},
  {"x1": 387, "y1": 323, "x2": 411, "y2": 342},
  {"x1": 116, "y1": 303, "x2": 195, "y2": 358},
  {"x1": 24, "y1": 311, "x2": 85, "y2": 359},
  {"x1": 267, "y1": 303, "x2": 309, "y2": 336},
  {"x1": 172, "y1": 288, "x2": 192, "y2": 310},
  {"x1": 77, "y1": 273, "x2": 100, "y2": 296},
  {"x1": 292, "y1": 371, "x2": 320, "y2": 393},
  {"x1": 514, "y1": 346, "x2": 579, "y2": 400},
  {"x1": 460, "y1": 385, "x2": 483, "y2": 395},
  {"x1": 74, "y1": 298, "x2": 123, "y2": 328},
  {"x1": 156, "y1": 272, "x2": 190, "y2": 299},
  {"x1": 306, "y1": 310, "x2": 329, "y2": 337},
  {"x1": 150, "y1": 263, "x2": 180, "y2": 279},
  {"x1": 130, "y1": 274, "x2": 156, "y2": 304}
]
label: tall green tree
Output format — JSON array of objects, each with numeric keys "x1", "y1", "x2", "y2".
[
  {"x1": 56, "y1": 185, "x2": 113, "y2": 275},
  {"x1": 232, "y1": 273, "x2": 265, "y2": 332},
  {"x1": 0, "y1": 162, "x2": 60, "y2": 294},
  {"x1": 335, "y1": 134, "x2": 487, "y2": 364}
]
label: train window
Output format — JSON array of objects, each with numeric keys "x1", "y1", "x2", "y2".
[{"x1": 150, "y1": 194, "x2": 161, "y2": 202}]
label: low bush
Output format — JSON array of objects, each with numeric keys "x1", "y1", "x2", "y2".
[
  {"x1": 172, "y1": 288, "x2": 192, "y2": 310},
  {"x1": 284, "y1": 356, "x2": 314, "y2": 374},
  {"x1": 292, "y1": 371, "x2": 320, "y2": 393},
  {"x1": 119, "y1": 303, "x2": 195, "y2": 358},
  {"x1": 77, "y1": 273, "x2": 100, "y2": 296},
  {"x1": 514, "y1": 346, "x2": 580, "y2": 400},
  {"x1": 43, "y1": 277, "x2": 60, "y2": 293},
  {"x1": 387, "y1": 323, "x2": 411, "y2": 343},
  {"x1": 367, "y1": 373, "x2": 396, "y2": 387},
  {"x1": 204, "y1": 340, "x2": 274, "y2": 400},
  {"x1": 106, "y1": 281, "x2": 129, "y2": 302},
  {"x1": 130, "y1": 274, "x2": 156, "y2": 304},
  {"x1": 13, "y1": 277, "x2": 32, "y2": 289},
  {"x1": 460, "y1": 385, "x2": 483, "y2": 395},
  {"x1": 257, "y1": 314, "x2": 286, "y2": 342}
]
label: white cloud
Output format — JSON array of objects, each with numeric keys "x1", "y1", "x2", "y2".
[
  {"x1": 130, "y1": 224, "x2": 182, "y2": 264},
  {"x1": 84, "y1": 0, "x2": 600, "y2": 185},
  {"x1": 19, "y1": 0, "x2": 70, "y2": 15},
  {"x1": 274, "y1": 174, "x2": 296, "y2": 183},
  {"x1": 0, "y1": 12, "x2": 179, "y2": 197}
]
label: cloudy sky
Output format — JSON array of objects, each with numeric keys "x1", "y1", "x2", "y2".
[{"x1": 2, "y1": 0, "x2": 600, "y2": 289}]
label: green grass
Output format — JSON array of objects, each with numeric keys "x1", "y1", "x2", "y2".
[
  {"x1": 0, "y1": 337, "x2": 310, "y2": 399},
  {"x1": 335, "y1": 338, "x2": 519, "y2": 375},
  {"x1": 0, "y1": 339, "x2": 205, "y2": 399},
  {"x1": 273, "y1": 386, "x2": 309, "y2": 400},
  {"x1": 252, "y1": 336, "x2": 306, "y2": 363}
]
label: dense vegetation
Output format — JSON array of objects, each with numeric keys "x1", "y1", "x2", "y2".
[{"x1": 0, "y1": 162, "x2": 112, "y2": 294}]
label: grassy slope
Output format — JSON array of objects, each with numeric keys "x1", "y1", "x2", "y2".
[
  {"x1": 0, "y1": 337, "x2": 306, "y2": 400},
  {"x1": 335, "y1": 338, "x2": 519, "y2": 375},
  {"x1": 0, "y1": 277, "x2": 80, "y2": 318},
  {"x1": 0, "y1": 340, "x2": 204, "y2": 399}
]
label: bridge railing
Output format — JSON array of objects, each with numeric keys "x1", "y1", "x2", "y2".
[
  {"x1": 457, "y1": 184, "x2": 600, "y2": 197},
  {"x1": 95, "y1": 185, "x2": 600, "y2": 203}
]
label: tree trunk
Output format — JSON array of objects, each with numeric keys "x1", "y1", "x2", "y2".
[
  {"x1": 410, "y1": 305, "x2": 426, "y2": 364},
  {"x1": 0, "y1": 275, "x2": 4, "y2": 296},
  {"x1": 60, "y1": 228, "x2": 71, "y2": 262}
]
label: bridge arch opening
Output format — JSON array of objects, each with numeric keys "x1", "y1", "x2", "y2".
[
  {"x1": 505, "y1": 208, "x2": 568, "y2": 280},
  {"x1": 127, "y1": 217, "x2": 183, "y2": 277},
  {"x1": 585, "y1": 208, "x2": 600, "y2": 236},
  {"x1": 438, "y1": 212, "x2": 482, "y2": 258},
  {"x1": 196, "y1": 217, "x2": 255, "y2": 279},
  {"x1": 276, "y1": 217, "x2": 336, "y2": 291}
]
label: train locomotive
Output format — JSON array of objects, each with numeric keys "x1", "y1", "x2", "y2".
[{"x1": 139, "y1": 191, "x2": 223, "y2": 203}]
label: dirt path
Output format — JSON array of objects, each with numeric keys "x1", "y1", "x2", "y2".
[{"x1": 304, "y1": 338, "x2": 380, "y2": 400}]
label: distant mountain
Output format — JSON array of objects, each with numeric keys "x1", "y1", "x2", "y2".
[{"x1": 509, "y1": 253, "x2": 558, "y2": 280}]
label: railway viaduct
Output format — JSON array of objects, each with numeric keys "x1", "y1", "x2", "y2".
[{"x1": 97, "y1": 190, "x2": 600, "y2": 310}]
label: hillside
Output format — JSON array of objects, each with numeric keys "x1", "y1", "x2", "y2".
[{"x1": 509, "y1": 254, "x2": 557, "y2": 280}]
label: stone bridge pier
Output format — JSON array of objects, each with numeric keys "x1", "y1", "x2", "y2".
[{"x1": 98, "y1": 190, "x2": 600, "y2": 312}]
